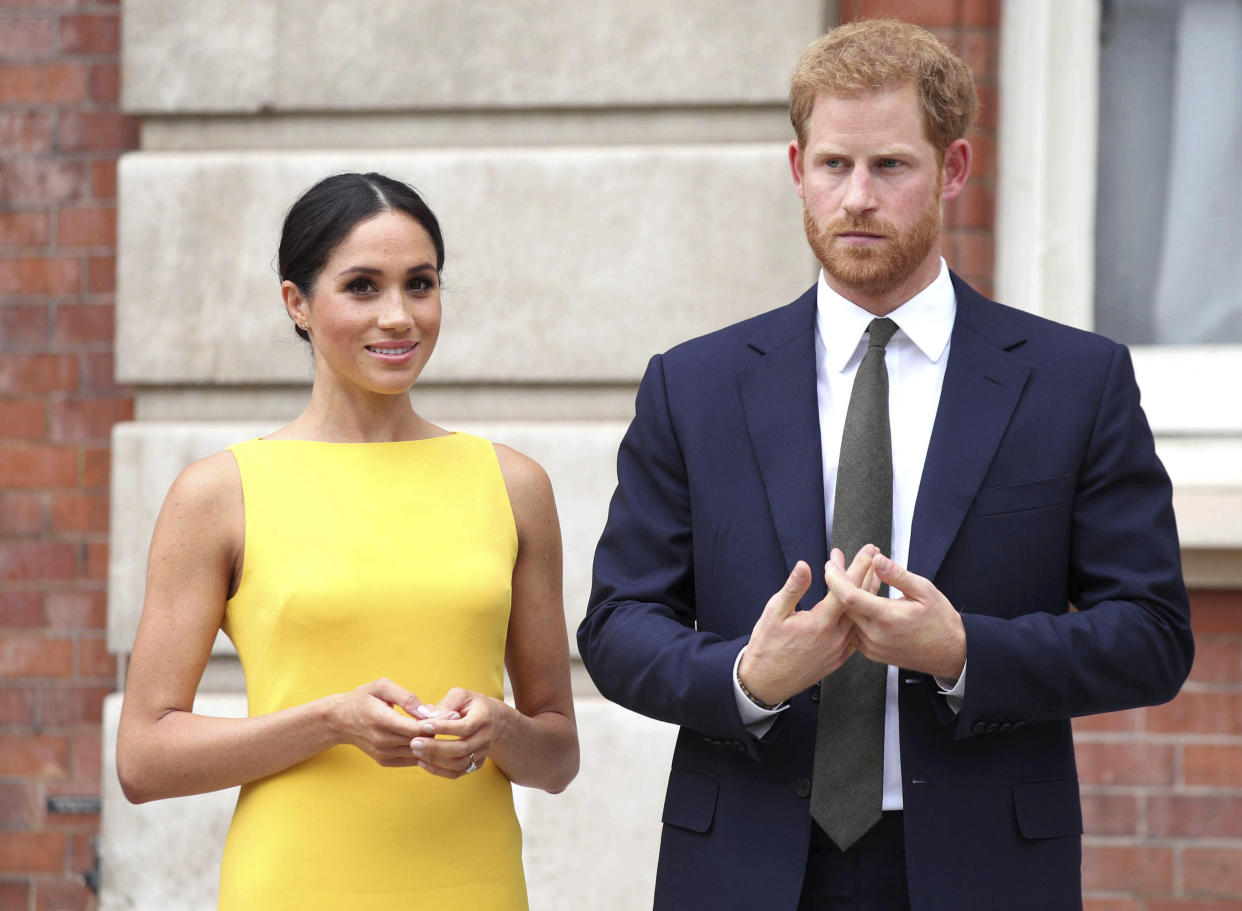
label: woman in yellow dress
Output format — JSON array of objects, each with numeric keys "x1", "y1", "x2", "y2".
[{"x1": 116, "y1": 172, "x2": 579, "y2": 909}]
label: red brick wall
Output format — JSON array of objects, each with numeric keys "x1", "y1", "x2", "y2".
[
  {"x1": 839, "y1": 1, "x2": 1242, "y2": 908},
  {"x1": 1, "y1": 1, "x2": 136, "y2": 907},
  {"x1": 1078, "y1": 591, "x2": 1242, "y2": 911},
  {"x1": 838, "y1": 0, "x2": 998, "y2": 297}
]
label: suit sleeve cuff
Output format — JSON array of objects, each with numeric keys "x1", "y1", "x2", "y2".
[
  {"x1": 934, "y1": 659, "x2": 967, "y2": 714},
  {"x1": 733, "y1": 647, "x2": 789, "y2": 737}
]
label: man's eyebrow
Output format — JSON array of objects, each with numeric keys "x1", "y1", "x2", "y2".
[
  {"x1": 808, "y1": 144, "x2": 918, "y2": 158},
  {"x1": 872, "y1": 145, "x2": 917, "y2": 157}
]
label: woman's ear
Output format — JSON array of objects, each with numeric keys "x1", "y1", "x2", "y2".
[{"x1": 282, "y1": 280, "x2": 310, "y2": 333}]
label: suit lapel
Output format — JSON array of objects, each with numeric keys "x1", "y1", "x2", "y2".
[
  {"x1": 738, "y1": 288, "x2": 829, "y2": 606},
  {"x1": 909, "y1": 276, "x2": 1031, "y2": 582}
]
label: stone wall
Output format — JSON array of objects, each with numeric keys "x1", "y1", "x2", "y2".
[{"x1": 100, "y1": 2, "x2": 825, "y2": 909}]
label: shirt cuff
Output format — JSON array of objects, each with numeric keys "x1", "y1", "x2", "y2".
[
  {"x1": 733, "y1": 646, "x2": 789, "y2": 737},
  {"x1": 934, "y1": 659, "x2": 967, "y2": 714}
]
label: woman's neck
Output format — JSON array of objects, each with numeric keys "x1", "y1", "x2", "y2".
[{"x1": 271, "y1": 381, "x2": 443, "y2": 443}]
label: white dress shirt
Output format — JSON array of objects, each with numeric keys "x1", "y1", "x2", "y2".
[{"x1": 733, "y1": 259, "x2": 962, "y2": 812}]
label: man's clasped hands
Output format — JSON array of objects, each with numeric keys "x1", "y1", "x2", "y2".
[{"x1": 738, "y1": 544, "x2": 969, "y2": 709}]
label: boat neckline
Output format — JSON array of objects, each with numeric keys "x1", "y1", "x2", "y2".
[{"x1": 251, "y1": 431, "x2": 460, "y2": 445}]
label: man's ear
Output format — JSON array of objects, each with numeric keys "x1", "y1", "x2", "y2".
[
  {"x1": 940, "y1": 138, "x2": 972, "y2": 202},
  {"x1": 789, "y1": 140, "x2": 806, "y2": 200}
]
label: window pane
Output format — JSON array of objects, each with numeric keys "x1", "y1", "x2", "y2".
[{"x1": 1095, "y1": 0, "x2": 1242, "y2": 345}]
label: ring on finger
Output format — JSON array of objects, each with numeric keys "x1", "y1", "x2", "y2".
[{"x1": 465, "y1": 752, "x2": 478, "y2": 774}]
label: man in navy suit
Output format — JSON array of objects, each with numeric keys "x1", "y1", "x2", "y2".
[{"x1": 578, "y1": 19, "x2": 1193, "y2": 911}]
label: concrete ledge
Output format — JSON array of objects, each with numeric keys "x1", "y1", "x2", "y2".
[
  {"x1": 115, "y1": 148, "x2": 814, "y2": 384},
  {"x1": 123, "y1": 0, "x2": 822, "y2": 113},
  {"x1": 130, "y1": 384, "x2": 640, "y2": 423},
  {"x1": 1157, "y1": 436, "x2": 1242, "y2": 550},
  {"x1": 100, "y1": 694, "x2": 676, "y2": 911},
  {"x1": 108, "y1": 420, "x2": 627, "y2": 656},
  {"x1": 139, "y1": 108, "x2": 797, "y2": 153}
]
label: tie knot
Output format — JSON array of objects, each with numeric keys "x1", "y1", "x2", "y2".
[{"x1": 866, "y1": 317, "x2": 898, "y2": 350}]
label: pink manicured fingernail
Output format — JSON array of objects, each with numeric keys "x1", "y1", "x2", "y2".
[
  {"x1": 414, "y1": 704, "x2": 433, "y2": 718},
  {"x1": 411, "y1": 739, "x2": 424, "y2": 753},
  {"x1": 420, "y1": 722, "x2": 435, "y2": 734}
]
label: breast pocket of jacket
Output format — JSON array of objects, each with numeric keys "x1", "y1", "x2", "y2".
[
  {"x1": 968, "y1": 474, "x2": 1075, "y2": 618},
  {"x1": 974, "y1": 474, "x2": 1074, "y2": 517},
  {"x1": 661, "y1": 768, "x2": 719, "y2": 834}
]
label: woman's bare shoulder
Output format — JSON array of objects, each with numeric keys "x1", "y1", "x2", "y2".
[
  {"x1": 492, "y1": 442, "x2": 552, "y2": 499},
  {"x1": 491, "y1": 442, "x2": 557, "y2": 529},
  {"x1": 155, "y1": 450, "x2": 244, "y2": 541}
]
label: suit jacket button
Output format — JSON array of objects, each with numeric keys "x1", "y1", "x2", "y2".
[
  {"x1": 986, "y1": 723, "x2": 1000, "y2": 733},
  {"x1": 795, "y1": 778, "x2": 812, "y2": 799},
  {"x1": 972, "y1": 721, "x2": 987, "y2": 734},
  {"x1": 810, "y1": 684, "x2": 821, "y2": 703}
]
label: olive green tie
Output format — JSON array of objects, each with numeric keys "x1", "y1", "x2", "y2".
[{"x1": 811, "y1": 317, "x2": 898, "y2": 852}]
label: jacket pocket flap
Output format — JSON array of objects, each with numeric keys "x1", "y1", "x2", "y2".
[
  {"x1": 1013, "y1": 777, "x2": 1083, "y2": 839},
  {"x1": 975, "y1": 474, "x2": 1074, "y2": 516},
  {"x1": 661, "y1": 768, "x2": 719, "y2": 834}
]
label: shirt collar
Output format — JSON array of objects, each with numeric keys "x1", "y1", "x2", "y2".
[{"x1": 816, "y1": 258, "x2": 957, "y2": 373}]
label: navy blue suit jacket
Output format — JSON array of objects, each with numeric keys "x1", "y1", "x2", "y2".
[{"x1": 578, "y1": 275, "x2": 1193, "y2": 911}]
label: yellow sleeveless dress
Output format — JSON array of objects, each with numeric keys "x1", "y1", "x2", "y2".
[{"x1": 217, "y1": 434, "x2": 528, "y2": 910}]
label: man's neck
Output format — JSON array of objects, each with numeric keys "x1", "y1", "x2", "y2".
[{"x1": 823, "y1": 252, "x2": 944, "y2": 317}]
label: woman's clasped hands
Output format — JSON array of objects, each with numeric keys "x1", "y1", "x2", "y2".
[
  {"x1": 330, "y1": 678, "x2": 500, "y2": 778},
  {"x1": 411, "y1": 687, "x2": 504, "y2": 779}
]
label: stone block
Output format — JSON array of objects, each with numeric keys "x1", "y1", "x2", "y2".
[
  {"x1": 99, "y1": 694, "x2": 676, "y2": 911},
  {"x1": 516, "y1": 698, "x2": 677, "y2": 910},
  {"x1": 115, "y1": 149, "x2": 815, "y2": 384},
  {"x1": 108, "y1": 420, "x2": 628, "y2": 656},
  {"x1": 122, "y1": 0, "x2": 276, "y2": 113},
  {"x1": 123, "y1": 0, "x2": 823, "y2": 112},
  {"x1": 99, "y1": 692, "x2": 243, "y2": 911}
]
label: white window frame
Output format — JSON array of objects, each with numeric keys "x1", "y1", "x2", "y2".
[{"x1": 995, "y1": 0, "x2": 1242, "y2": 581}]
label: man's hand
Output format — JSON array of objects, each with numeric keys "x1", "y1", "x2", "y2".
[
  {"x1": 738, "y1": 547, "x2": 878, "y2": 707},
  {"x1": 826, "y1": 553, "x2": 966, "y2": 680}
]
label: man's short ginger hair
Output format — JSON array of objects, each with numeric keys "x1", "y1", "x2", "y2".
[{"x1": 790, "y1": 19, "x2": 978, "y2": 153}]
